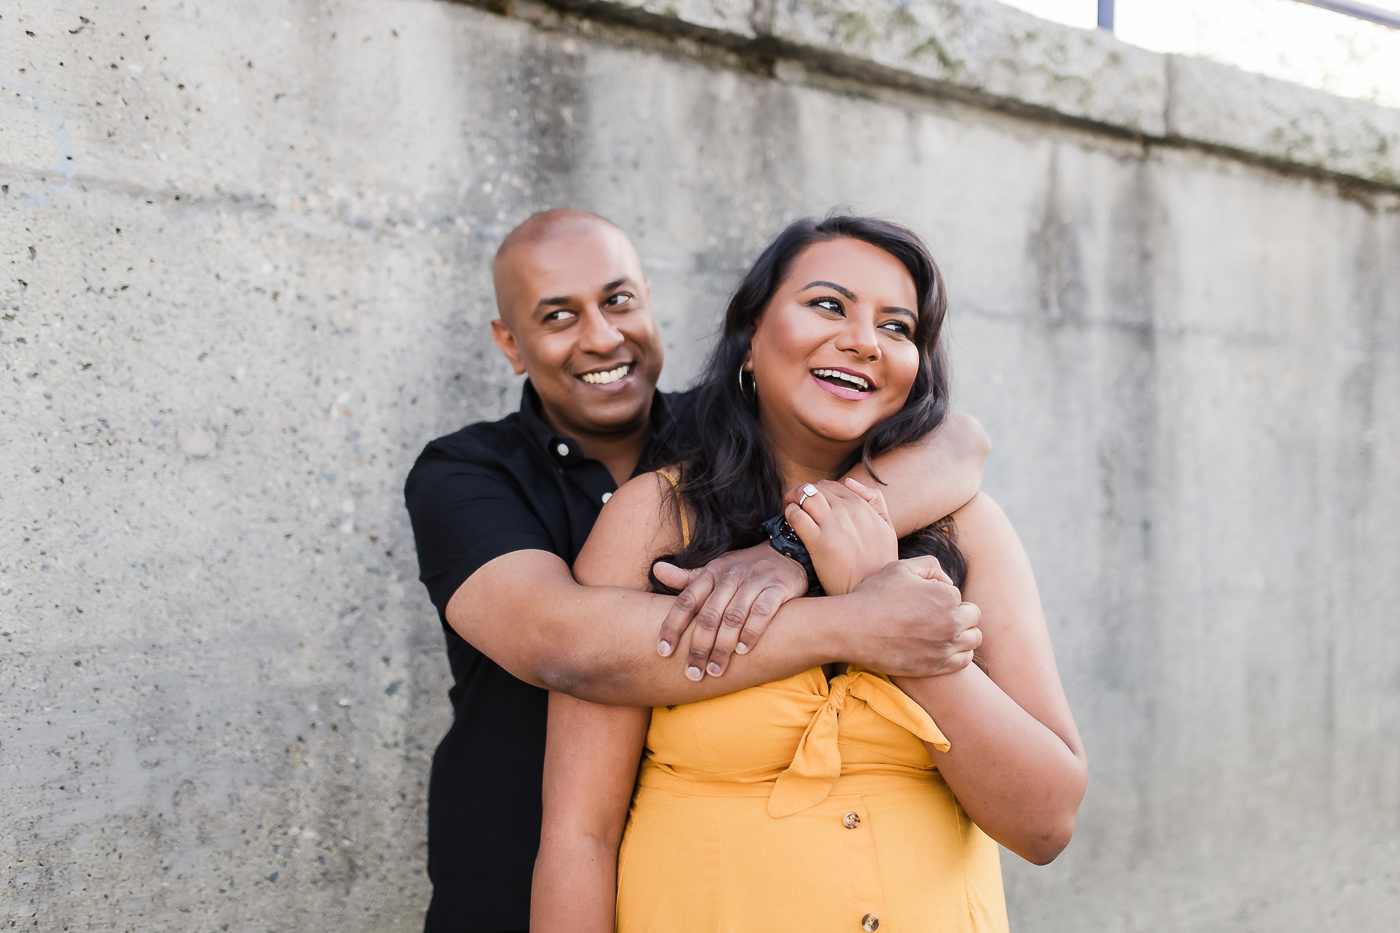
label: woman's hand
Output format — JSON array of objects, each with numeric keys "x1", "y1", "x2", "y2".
[{"x1": 783, "y1": 477, "x2": 899, "y2": 596}]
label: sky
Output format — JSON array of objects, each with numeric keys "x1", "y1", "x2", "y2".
[{"x1": 998, "y1": 0, "x2": 1400, "y2": 107}]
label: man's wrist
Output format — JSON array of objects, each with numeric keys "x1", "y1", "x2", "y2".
[{"x1": 804, "y1": 591, "x2": 859, "y2": 666}]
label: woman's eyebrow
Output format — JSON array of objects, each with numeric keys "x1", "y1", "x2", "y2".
[
  {"x1": 883, "y1": 306, "x2": 917, "y2": 321},
  {"x1": 800, "y1": 280, "x2": 857, "y2": 301}
]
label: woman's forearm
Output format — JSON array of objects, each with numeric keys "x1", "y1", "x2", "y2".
[
  {"x1": 531, "y1": 831, "x2": 619, "y2": 933},
  {"x1": 894, "y1": 664, "x2": 1087, "y2": 865}
]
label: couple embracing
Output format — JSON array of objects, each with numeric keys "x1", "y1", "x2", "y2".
[{"x1": 405, "y1": 210, "x2": 1086, "y2": 933}]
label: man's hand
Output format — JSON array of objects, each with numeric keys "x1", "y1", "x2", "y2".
[
  {"x1": 651, "y1": 543, "x2": 809, "y2": 682},
  {"x1": 840, "y1": 555, "x2": 982, "y2": 677}
]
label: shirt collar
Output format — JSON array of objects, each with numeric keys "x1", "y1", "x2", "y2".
[{"x1": 517, "y1": 379, "x2": 675, "y2": 474}]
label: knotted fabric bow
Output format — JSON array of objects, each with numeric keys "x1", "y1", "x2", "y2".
[{"x1": 767, "y1": 671, "x2": 950, "y2": 818}]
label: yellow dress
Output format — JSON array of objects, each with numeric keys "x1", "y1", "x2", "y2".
[{"x1": 615, "y1": 474, "x2": 1009, "y2": 932}]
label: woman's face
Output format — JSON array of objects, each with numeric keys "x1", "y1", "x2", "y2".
[{"x1": 747, "y1": 237, "x2": 921, "y2": 452}]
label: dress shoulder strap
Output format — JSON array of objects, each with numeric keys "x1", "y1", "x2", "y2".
[{"x1": 654, "y1": 469, "x2": 691, "y2": 548}]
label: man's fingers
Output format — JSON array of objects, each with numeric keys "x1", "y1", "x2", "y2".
[
  {"x1": 683, "y1": 567, "x2": 745, "y2": 680},
  {"x1": 899, "y1": 553, "x2": 955, "y2": 587},
  {"x1": 656, "y1": 570, "x2": 716, "y2": 657},
  {"x1": 733, "y1": 586, "x2": 785, "y2": 655},
  {"x1": 702, "y1": 580, "x2": 770, "y2": 676},
  {"x1": 652, "y1": 560, "x2": 701, "y2": 591}
]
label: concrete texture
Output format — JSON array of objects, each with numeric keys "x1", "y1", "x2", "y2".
[{"x1": 1, "y1": 0, "x2": 1397, "y2": 930}]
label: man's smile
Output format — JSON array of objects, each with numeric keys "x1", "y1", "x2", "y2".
[{"x1": 578, "y1": 362, "x2": 635, "y2": 386}]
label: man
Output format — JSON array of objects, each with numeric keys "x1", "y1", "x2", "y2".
[{"x1": 405, "y1": 209, "x2": 987, "y2": 932}]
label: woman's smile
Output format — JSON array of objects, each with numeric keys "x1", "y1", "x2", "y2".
[{"x1": 810, "y1": 366, "x2": 875, "y2": 399}]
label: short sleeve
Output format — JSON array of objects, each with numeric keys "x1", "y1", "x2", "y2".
[{"x1": 404, "y1": 452, "x2": 555, "y2": 616}]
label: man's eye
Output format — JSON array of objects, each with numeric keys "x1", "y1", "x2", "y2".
[
  {"x1": 543, "y1": 309, "x2": 577, "y2": 323},
  {"x1": 604, "y1": 292, "x2": 633, "y2": 308}
]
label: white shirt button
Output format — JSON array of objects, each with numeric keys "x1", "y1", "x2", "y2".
[
  {"x1": 843, "y1": 812, "x2": 861, "y2": 829},
  {"x1": 555, "y1": 443, "x2": 569, "y2": 457},
  {"x1": 601, "y1": 492, "x2": 613, "y2": 504},
  {"x1": 861, "y1": 914, "x2": 880, "y2": 931}
]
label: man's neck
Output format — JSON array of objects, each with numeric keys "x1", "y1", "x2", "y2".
[{"x1": 538, "y1": 400, "x2": 652, "y2": 487}]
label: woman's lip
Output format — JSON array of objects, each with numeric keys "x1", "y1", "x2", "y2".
[
  {"x1": 818, "y1": 366, "x2": 874, "y2": 386},
  {"x1": 810, "y1": 372, "x2": 872, "y2": 401}
]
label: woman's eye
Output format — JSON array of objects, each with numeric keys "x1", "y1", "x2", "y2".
[
  {"x1": 878, "y1": 321, "x2": 912, "y2": 337},
  {"x1": 811, "y1": 297, "x2": 843, "y2": 314}
]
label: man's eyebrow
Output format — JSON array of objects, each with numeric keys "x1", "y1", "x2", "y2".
[
  {"x1": 534, "y1": 277, "x2": 636, "y2": 311},
  {"x1": 801, "y1": 280, "x2": 857, "y2": 301}
]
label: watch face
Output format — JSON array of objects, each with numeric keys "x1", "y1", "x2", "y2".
[{"x1": 762, "y1": 514, "x2": 803, "y2": 552}]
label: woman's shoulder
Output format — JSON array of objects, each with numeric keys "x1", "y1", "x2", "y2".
[
  {"x1": 574, "y1": 470, "x2": 688, "y2": 588},
  {"x1": 949, "y1": 491, "x2": 1026, "y2": 572}
]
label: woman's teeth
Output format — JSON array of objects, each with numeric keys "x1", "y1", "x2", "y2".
[
  {"x1": 580, "y1": 364, "x2": 631, "y2": 385},
  {"x1": 812, "y1": 369, "x2": 870, "y2": 391}
]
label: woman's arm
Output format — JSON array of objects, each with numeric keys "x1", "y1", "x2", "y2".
[
  {"x1": 530, "y1": 473, "x2": 681, "y2": 932},
  {"x1": 532, "y1": 694, "x2": 650, "y2": 933},
  {"x1": 893, "y1": 492, "x2": 1087, "y2": 865}
]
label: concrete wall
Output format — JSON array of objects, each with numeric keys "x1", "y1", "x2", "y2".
[{"x1": 2, "y1": 0, "x2": 1397, "y2": 930}]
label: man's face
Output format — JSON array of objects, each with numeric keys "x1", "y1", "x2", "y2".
[{"x1": 491, "y1": 223, "x2": 664, "y2": 441}]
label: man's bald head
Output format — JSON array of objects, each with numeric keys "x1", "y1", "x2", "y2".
[
  {"x1": 486, "y1": 208, "x2": 663, "y2": 446},
  {"x1": 493, "y1": 209, "x2": 631, "y2": 326}
]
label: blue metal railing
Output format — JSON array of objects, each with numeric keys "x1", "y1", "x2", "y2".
[
  {"x1": 1295, "y1": 0, "x2": 1400, "y2": 28},
  {"x1": 1096, "y1": 0, "x2": 1400, "y2": 32}
]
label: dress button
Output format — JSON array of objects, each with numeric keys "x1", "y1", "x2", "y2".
[
  {"x1": 601, "y1": 491, "x2": 613, "y2": 504},
  {"x1": 861, "y1": 914, "x2": 879, "y2": 931},
  {"x1": 555, "y1": 442, "x2": 570, "y2": 457},
  {"x1": 843, "y1": 812, "x2": 861, "y2": 829}
]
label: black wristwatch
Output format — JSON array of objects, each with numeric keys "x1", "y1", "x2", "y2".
[{"x1": 761, "y1": 514, "x2": 822, "y2": 595}]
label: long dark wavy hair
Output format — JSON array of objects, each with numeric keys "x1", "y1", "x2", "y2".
[{"x1": 652, "y1": 215, "x2": 966, "y2": 593}]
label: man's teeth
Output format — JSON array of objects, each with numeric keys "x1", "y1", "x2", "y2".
[
  {"x1": 813, "y1": 368, "x2": 870, "y2": 391},
  {"x1": 581, "y1": 364, "x2": 631, "y2": 385}
]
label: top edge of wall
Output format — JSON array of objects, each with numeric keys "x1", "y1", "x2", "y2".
[{"x1": 531, "y1": 0, "x2": 1400, "y2": 188}]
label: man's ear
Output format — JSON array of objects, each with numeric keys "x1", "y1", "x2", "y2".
[{"x1": 490, "y1": 319, "x2": 528, "y2": 376}]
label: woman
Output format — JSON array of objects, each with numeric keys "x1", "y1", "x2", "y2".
[{"x1": 532, "y1": 217, "x2": 1087, "y2": 932}]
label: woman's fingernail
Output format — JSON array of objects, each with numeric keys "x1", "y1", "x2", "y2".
[
  {"x1": 735, "y1": 642, "x2": 749, "y2": 655},
  {"x1": 657, "y1": 640, "x2": 672, "y2": 657},
  {"x1": 686, "y1": 666, "x2": 703, "y2": 682},
  {"x1": 707, "y1": 662, "x2": 723, "y2": 677}
]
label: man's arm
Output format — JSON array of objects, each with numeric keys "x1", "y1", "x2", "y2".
[
  {"x1": 652, "y1": 410, "x2": 991, "y2": 674},
  {"x1": 445, "y1": 477, "x2": 979, "y2": 706},
  {"x1": 842, "y1": 410, "x2": 990, "y2": 536}
]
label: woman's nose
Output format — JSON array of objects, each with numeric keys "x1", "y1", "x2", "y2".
[
  {"x1": 576, "y1": 306, "x2": 625, "y2": 355},
  {"x1": 836, "y1": 315, "x2": 880, "y2": 361}
]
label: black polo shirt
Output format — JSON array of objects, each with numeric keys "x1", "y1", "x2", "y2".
[{"x1": 403, "y1": 380, "x2": 685, "y2": 933}]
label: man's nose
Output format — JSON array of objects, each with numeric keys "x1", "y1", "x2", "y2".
[{"x1": 576, "y1": 305, "x2": 625, "y2": 356}]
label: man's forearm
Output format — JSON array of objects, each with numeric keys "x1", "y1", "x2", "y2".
[
  {"x1": 447, "y1": 550, "x2": 843, "y2": 705},
  {"x1": 849, "y1": 411, "x2": 989, "y2": 536}
]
